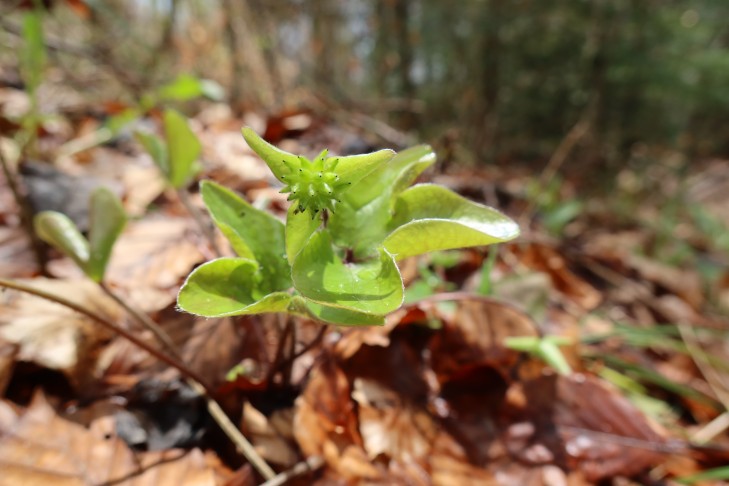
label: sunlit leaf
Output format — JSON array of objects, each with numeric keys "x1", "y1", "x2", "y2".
[
  {"x1": 201, "y1": 181, "x2": 291, "y2": 292},
  {"x1": 241, "y1": 127, "x2": 301, "y2": 183},
  {"x1": 285, "y1": 203, "x2": 320, "y2": 265},
  {"x1": 329, "y1": 145, "x2": 436, "y2": 257},
  {"x1": 383, "y1": 184, "x2": 520, "y2": 260},
  {"x1": 292, "y1": 230, "x2": 403, "y2": 315},
  {"x1": 289, "y1": 296, "x2": 385, "y2": 326},
  {"x1": 177, "y1": 258, "x2": 292, "y2": 317}
]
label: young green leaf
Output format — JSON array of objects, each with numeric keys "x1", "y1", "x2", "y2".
[
  {"x1": 86, "y1": 188, "x2": 126, "y2": 282},
  {"x1": 289, "y1": 296, "x2": 386, "y2": 326},
  {"x1": 241, "y1": 127, "x2": 301, "y2": 183},
  {"x1": 34, "y1": 211, "x2": 89, "y2": 271},
  {"x1": 328, "y1": 145, "x2": 436, "y2": 257},
  {"x1": 292, "y1": 230, "x2": 403, "y2": 315},
  {"x1": 285, "y1": 203, "x2": 320, "y2": 265},
  {"x1": 200, "y1": 181, "x2": 290, "y2": 292},
  {"x1": 134, "y1": 131, "x2": 169, "y2": 177},
  {"x1": 177, "y1": 258, "x2": 292, "y2": 317},
  {"x1": 383, "y1": 184, "x2": 520, "y2": 260},
  {"x1": 164, "y1": 109, "x2": 202, "y2": 188}
]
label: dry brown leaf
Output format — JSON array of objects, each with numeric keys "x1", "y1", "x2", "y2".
[
  {"x1": 105, "y1": 217, "x2": 205, "y2": 312},
  {"x1": 512, "y1": 244, "x2": 602, "y2": 311},
  {"x1": 505, "y1": 373, "x2": 666, "y2": 482},
  {"x1": 0, "y1": 391, "x2": 231, "y2": 486},
  {"x1": 242, "y1": 402, "x2": 298, "y2": 467},
  {"x1": 0, "y1": 278, "x2": 120, "y2": 388},
  {"x1": 0, "y1": 227, "x2": 39, "y2": 278},
  {"x1": 293, "y1": 357, "x2": 372, "y2": 481}
]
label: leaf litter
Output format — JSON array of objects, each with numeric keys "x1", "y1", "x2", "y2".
[{"x1": 0, "y1": 97, "x2": 728, "y2": 485}]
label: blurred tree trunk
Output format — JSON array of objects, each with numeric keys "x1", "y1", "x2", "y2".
[
  {"x1": 393, "y1": 0, "x2": 416, "y2": 130},
  {"x1": 311, "y1": 0, "x2": 336, "y2": 88},
  {"x1": 476, "y1": 0, "x2": 503, "y2": 159}
]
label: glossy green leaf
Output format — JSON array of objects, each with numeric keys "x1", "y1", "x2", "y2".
[
  {"x1": 177, "y1": 257, "x2": 292, "y2": 317},
  {"x1": 329, "y1": 145, "x2": 436, "y2": 257},
  {"x1": 289, "y1": 296, "x2": 386, "y2": 326},
  {"x1": 292, "y1": 230, "x2": 403, "y2": 315},
  {"x1": 201, "y1": 181, "x2": 291, "y2": 292},
  {"x1": 241, "y1": 127, "x2": 300, "y2": 183},
  {"x1": 383, "y1": 184, "x2": 520, "y2": 260},
  {"x1": 87, "y1": 188, "x2": 126, "y2": 282},
  {"x1": 164, "y1": 109, "x2": 202, "y2": 188},
  {"x1": 34, "y1": 211, "x2": 89, "y2": 271},
  {"x1": 134, "y1": 131, "x2": 169, "y2": 178},
  {"x1": 331, "y1": 148, "x2": 395, "y2": 187},
  {"x1": 285, "y1": 203, "x2": 320, "y2": 265},
  {"x1": 343, "y1": 145, "x2": 435, "y2": 209}
]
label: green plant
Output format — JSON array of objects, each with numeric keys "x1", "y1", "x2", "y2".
[{"x1": 176, "y1": 129, "x2": 520, "y2": 326}]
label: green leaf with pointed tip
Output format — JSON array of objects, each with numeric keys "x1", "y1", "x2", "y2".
[
  {"x1": 134, "y1": 131, "x2": 169, "y2": 179},
  {"x1": 285, "y1": 203, "x2": 320, "y2": 265},
  {"x1": 34, "y1": 211, "x2": 89, "y2": 271},
  {"x1": 241, "y1": 127, "x2": 301, "y2": 183},
  {"x1": 289, "y1": 296, "x2": 385, "y2": 326},
  {"x1": 164, "y1": 109, "x2": 202, "y2": 188},
  {"x1": 177, "y1": 257, "x2": 292, "y2": 317},
  {"x1": 201, "y1": 181, "x2": 291, "y2": 292},
  {"x1": 329, "y1": 145, "x2": 436, "y2": 257},
  {"x1": 383, "y1": 184, "x2": 520, "y2": 260},
  {"x1": 343, "y1": 145, "x2": 435, "y2": 209},
  {"x1": 87, "y1": 188, "x2": 126, "y2": 282},
  {"x1": 332, "y1": 149, "x2": 395, "y2": 187},
  {"x1": 292, "y1": 230, "x2": 403, "y2": 314}
]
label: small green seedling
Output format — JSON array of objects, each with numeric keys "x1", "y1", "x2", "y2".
[
  {"x1": 176, "y1": 128, "x2": 520, "y2": 326},
  {"x1": 34, "y1": 187, "x2": 126, "y2": 282},
  {"x1": 135, "y1": 109, "x2": 202, "y2": 189},
  {"x1": 505, "y1": 335, "x2": 573, "y2": 375}
]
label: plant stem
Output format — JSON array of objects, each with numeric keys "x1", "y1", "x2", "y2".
[
  {"x1": 259, "y1": 455, "x2": 324, "y2": 486},
  {"x1": 0, "y1": 277, "x2": 276, "y2": 480}
]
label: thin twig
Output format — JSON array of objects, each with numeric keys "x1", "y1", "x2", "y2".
[
  {"x1": 99, "y1": 281, "x2": 179, "y2": 358},
  {"x1": 0, "y1": 277, "x2": 276, "y2": 480},
  {"x1": 0, "y1": 277, "x2": 210, "y2": 391},
  {"x1": 259, "y1": 456, "x2": 324, "y2": 486}
]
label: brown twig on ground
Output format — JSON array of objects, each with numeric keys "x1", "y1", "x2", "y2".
[
  {"x1": 259, "y1": 455, "x2": 324, "y2": 486},
  {"x1": 0, "y1": 277, "x2": 277, "y2": 480}
]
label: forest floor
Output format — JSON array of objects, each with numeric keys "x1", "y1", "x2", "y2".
[{"x1": 1, "y1": 87, "x2": 729, "y2": 485}]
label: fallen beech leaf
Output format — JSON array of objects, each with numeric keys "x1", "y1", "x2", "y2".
[
  {"x1": 506, "y1": 373, "x2": 666, "y2": 482},
  {"x1": 0, "y1": 278, "x2": 120, "y2": 387},
  {"x1": 105, "y1": 218, "x2": 205, "y2": 312},
  {"x1": 0, "y1": 392, "x2": 231, "y2": 485},
  {"x1": 242, "y1": 402, "x2": 298, "y2": 467},
  {"x1": 293, "y1": 357, "x2": 371, "y2": 481}
]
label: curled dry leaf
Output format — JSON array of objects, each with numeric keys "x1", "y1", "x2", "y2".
[
  {"x1": 0, "y1": 278, "x2": 120, "y2": 388},
  {"x1": 0, "y1": 391, "x2": 231, "y2": 486}
]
